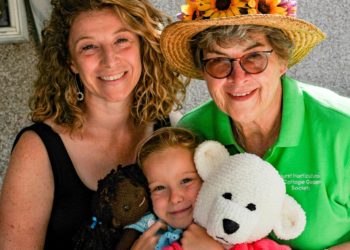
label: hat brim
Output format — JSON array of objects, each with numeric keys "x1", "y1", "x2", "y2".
[{"x1": 160, "y1": 14, "x2": 326, "y2": 79}]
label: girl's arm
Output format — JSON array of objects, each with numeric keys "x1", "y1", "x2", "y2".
[
  {"x1": 181, "y1": 223, "x2": 224, "y2": 250},
  {"x1": 0, "y1": 131, "x2": 54, "y2": 249},
  {"x1": 130, "y1": 221, "x2": 166, "y2": 250}
]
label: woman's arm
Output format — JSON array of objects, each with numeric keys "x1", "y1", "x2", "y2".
[
  {"x1": 0, "y1": 131, "x2": 54, "y2": 249},
  {"x1": 115, "y1": 229, "x2": 141, "y2": 250},
  {"x1": 328, "y1": 242, "x2": 350, "y2": 250}
]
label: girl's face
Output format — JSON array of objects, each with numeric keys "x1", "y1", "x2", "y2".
[
  {"x1": 68, "y1": 8, "x2": 142, "y2": 105},
  {"x1": 142, "y1": 146, "x2": 202, "y2": 229}
]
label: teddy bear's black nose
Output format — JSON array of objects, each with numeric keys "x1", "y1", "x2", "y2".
[{"x1": 223, "y1": 219, "x2": 239, "y2": 234}]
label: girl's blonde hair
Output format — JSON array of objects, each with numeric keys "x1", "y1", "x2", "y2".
[{"x1": 137, "y1": 127, "x2": 200, "y2": 168}]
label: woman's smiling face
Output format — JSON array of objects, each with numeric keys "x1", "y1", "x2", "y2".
[
  {"x1": 68, "y1": 8, "x2": 142, "y2": 104},
  {"x1": 203, "y1": 33, "x2": 287, "y2": 124}
]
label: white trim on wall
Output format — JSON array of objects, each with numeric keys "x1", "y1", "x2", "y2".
[
  {"x1": 28, "y1": 0, "x2": 51, "y2": 43},
  {"x1": 0, "y1": 0, "x2": 28, "y2": 44}
]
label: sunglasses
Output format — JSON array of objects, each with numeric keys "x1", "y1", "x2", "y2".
[{"x1": 202, "y1": 50, "x2": 273, "y2": 79}]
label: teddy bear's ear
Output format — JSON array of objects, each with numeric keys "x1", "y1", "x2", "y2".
[
  {"x1": 273, "y1": 195, "x2": 306, "y2": 240},
  {"x1": 194, "y1": 140, "x2": 229, "y2": 180}
]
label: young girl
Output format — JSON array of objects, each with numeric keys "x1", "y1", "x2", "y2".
[{"x1": 129, "y1": 127, "x2": 203, "y2": 250}]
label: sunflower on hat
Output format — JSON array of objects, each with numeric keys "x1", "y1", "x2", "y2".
[
  {"x1": 178, "y1": 0, "x2": 200, "y2": 20},
  {"x1": 197, "y1": 0, "x2": 247, "y2": 18},
  {"x1": 178, "y1": 0, "x2": 298, "y2": 20}
]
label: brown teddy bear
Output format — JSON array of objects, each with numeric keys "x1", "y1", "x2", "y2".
[{"x1": 73, "y1": 163, "x2": 151, "y2": 250}]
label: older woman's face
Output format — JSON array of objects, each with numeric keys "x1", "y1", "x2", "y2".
[
  {"x1": 68, "y1": 8, "x2": 142, "y2": 105},
  {"x1": 203, "y1": 33, "x2": 287, "y2": 124}
]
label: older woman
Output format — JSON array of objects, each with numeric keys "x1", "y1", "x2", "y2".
[{"x1": 160, "y1": 0, "x2": 350, "y2": 249}]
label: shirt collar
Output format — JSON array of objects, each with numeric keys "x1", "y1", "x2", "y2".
[
  {"x1": 276, "y1": 75, "x2": 305, "y2": 147},
  {"x1": 212, "y1": 105, "x2": 239, "y2": 146}
]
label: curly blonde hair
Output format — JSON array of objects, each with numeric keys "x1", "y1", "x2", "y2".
[{"x1": 30, "y1": 0, "x2": 188, "y2": 131}]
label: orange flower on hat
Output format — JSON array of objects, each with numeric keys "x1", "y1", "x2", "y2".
[
  {"x1": 197, "y1": 0, "x2": 247, "y2": 18},
  {"x1": 178, "y1": 0, "x2": 199, "y2": 20},
  {"x1": 256, "y1": 0, "x2": 287, "y2": 15}
]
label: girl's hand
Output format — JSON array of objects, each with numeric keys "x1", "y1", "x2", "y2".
[
  {"x1": 130, "y1": 220, "x2": 166, "y2": 250},
  {"x1": 181, "y1": 223, "x2": 224, "y2": 250}
]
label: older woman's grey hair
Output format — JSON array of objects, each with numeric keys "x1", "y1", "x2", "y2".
[{"x1": 191, "y1": 25, "x2": 293, "y2": 70}]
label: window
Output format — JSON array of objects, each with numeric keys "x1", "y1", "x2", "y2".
[{"x1": 0, "y1": 0, "x2": 28, "y2": 44}]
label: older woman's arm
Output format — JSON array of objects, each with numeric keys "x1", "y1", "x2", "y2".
[{"x1": 328, "y1": 242, "x2": 350, "y2": 250}]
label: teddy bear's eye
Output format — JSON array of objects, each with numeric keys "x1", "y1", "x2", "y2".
[
  {"x1": 123, "y1": 205, "x2": 131, "y2": 211},
  {"x1": 222, "y1": 192, "x2": 232, "y2": 200},
  {"x1": 246, "y1": 203, "x2": 256, "y2": 211}
]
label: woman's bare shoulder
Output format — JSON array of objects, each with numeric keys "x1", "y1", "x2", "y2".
[{"x1": 0, "y1": 129, "x2": 54, "y2": 248}]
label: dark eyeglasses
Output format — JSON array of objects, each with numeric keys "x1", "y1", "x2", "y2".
[{"x1": 202, "y1": 50, "x2": 273, "y2": 79}]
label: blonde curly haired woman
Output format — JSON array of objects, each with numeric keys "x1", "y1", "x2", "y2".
[{"x1": 0, "y1": 0, "x2": 187, "y2": 249}]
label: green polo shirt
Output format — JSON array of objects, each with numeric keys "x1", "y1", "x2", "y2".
[{"x1": 178, "y1": 76, "x2": 350, "y2": 250}]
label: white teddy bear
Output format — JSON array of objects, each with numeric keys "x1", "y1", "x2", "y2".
[{"x1": 193, "y1": 141, "x2": 306, "y2": 250}]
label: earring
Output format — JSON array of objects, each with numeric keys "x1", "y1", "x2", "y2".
[{"x1": 75, "y1": 74, "x2": 84, "y2": 101}]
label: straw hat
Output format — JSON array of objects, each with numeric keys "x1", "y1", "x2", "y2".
[{"x1": 160, "y1": 0, "x2": 326, "y2": 79}]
